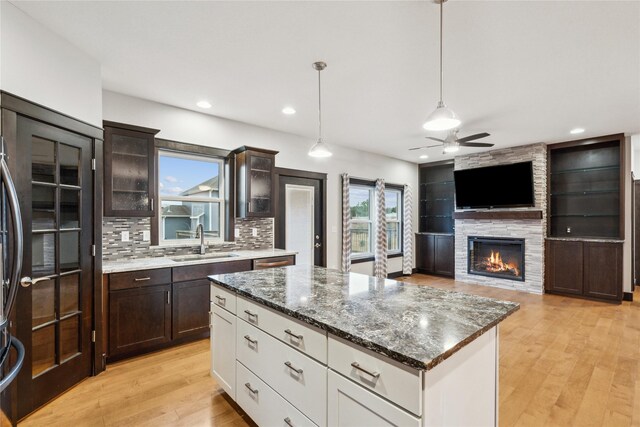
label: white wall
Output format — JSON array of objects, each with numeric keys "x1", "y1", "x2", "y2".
[
  {"x1": 102, "y1": 90, "x2": 419, "y2": 273},
  {"x1": 0, "y1": 1, "x2": 102, "y2": 126}
]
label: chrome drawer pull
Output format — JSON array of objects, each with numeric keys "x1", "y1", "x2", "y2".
[
  {"x1": 284, "y1": 329, "x2": 303, "y2": 341},
  {"x1": 134, "y1": 277, "x2": 151, "y2": 282},
  {"x1": 284, "y1": 417, "x2": 294, "y2": 427},
  {"x1": 284, "y1": 361, "x2": 303, "y2": 374},
  {"x1": 245, "y1": 382, "x2": 258, "y2": 394},
  {"x1": 244, "y1": 335, "x2": 258, "y2": 345},
  {"x1": 351, "y1": 362, "x2": 380, "y2": 379},
  {"x1": 244, "y1": 309, "x2": 258, "y2": 320},
  {"x1": 215, "y1": 295, "x2": 226, "y2": 304}
]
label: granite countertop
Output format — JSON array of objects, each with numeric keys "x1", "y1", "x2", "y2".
[
  {"x1": 102, "y1": 249, "x2": 297, "y2": 274},
  {"x1": 209, "y1": 265, "x2": 519, "y2": 371},
  {"x1": 545, "y1": 237, "x2": 624, "y2": 243}
]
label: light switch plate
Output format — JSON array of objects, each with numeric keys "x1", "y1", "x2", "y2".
[
  {"x1": 251, "y1": 228, "x2": 258, "y2": 237},
  {"x1": 121, "y1": 231, "x2": 130, "y2": 242},
  {"x1": 142, "y1": 230, "x2": 150, "y2": 241}
]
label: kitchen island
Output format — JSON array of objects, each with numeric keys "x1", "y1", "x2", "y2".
[{"x1": 209, "y1": 265, "x2": 519, "y2": 427}]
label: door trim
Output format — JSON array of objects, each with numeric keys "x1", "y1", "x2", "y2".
[{"x1": 274, "y1": 168, "x2": 327, "y2": 267}]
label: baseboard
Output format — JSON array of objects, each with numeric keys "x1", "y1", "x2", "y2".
[
  {"x1": 623, "y1": 292, "x2": 634, "y2": 302},
  {"x1": 387, "y1": 271, "x2": 406, "y2": 279}
]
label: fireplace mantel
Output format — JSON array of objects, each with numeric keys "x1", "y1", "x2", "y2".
[{"x1": 453, "y1": 210, "x2": 543, "y2": 220}]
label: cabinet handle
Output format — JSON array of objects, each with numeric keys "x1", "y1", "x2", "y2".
[
  {"x1": 244, "y1": 382, "x2": 258, "y2": 394},
  {"x1": 284, "y1": 329, "x2": 303, "y2": 341},
  {"x1": 351, "y1": 362, "x2": 380, "y2": 379},
  {"x1": 134, "y1": 277, "x2": 151, "y2": 282},
  {"x1": 284, "y1": 361, "x2": 303, "y2": 374},
  {"x1": 167, "y1": 291, "x2": 171, "y2": 304},
  {"x1": 244, "y1": 335, "x2": 257, "y2": 345},
  {"x1": 255, "y1": 260, "x2": 290, "y2": 268},
  {"x1": 215, "y1": 295, "x2": 226, "y2": 305},
  {"x1": 284, "y1": 417, "x2": 294, "y2": 427},
  {"x1": 150, "y1": 198, "x2": 154, "y2": 211},
  {"x1": 244, "y1": 309, "x2": 258, "y2": 320}
]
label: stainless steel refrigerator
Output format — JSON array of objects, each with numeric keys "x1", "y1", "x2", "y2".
[{"x1": 0, "y1": 137, "x2": 25, "y2": 425}]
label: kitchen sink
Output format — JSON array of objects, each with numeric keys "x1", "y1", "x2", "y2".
[{"x1": 169, "y1": 253, "x2": 239, "y2": 262}]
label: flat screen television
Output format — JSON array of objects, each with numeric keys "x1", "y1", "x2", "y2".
[{"x1": 454, "y1": 161, "x2": 535, "y2": 209}]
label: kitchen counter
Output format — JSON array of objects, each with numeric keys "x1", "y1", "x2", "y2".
[
  {"x1": 102, "y1": 249, "x2": 297, "y2": 274},
  {"x1": 209, "y1": 265, "x2": 518, "y2": 371}
]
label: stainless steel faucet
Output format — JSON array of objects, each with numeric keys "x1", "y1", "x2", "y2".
[{"x1": 196, "y1": 223, "x2": 206, "y2": 255}]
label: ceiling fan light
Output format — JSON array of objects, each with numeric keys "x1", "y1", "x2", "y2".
[
  {"x1": 308, "y1": 138, "x2": 332, "y2": 158},
  {"x1": 422, "y1": 103, "x2": 461, "y2": 131},
  {"x1": 443, "y1": 144, "x2": 460, "y2": 154}
]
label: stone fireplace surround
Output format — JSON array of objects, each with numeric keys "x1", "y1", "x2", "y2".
[{"x1": 454, "y1": 144, "x2": 547, "y2": 294}]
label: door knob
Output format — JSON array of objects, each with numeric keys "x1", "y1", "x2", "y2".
[
  {"x1": 314, "y1": 243, "x2": 321, "y2": 248},
  {"x1": 20, "y1": 277, "x2": 50, "y2": 288}
]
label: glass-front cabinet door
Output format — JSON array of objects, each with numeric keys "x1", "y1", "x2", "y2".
[{"x1": 234, "y1": 147, "x2": 278, "y2": 218}]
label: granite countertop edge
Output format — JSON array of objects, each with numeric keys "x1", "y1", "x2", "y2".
[
  {"x1": 209, "y1": 276, "x2": 520, "y2": 371},
  {"x1": 102, "y1": 249, "x2": 298, "y2": 274}
]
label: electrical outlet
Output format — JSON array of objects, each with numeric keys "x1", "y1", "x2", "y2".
[
  {"x1": 251, "y1": 228, "x2": 258, "y2": 237},
  {"x1": 142, "y1": 230, "x2": 150, "y2": 241},
  {"x1": 234, "y1": 228, "x2": 240, "y2": 238},
  {"x1": 121, "y1": 231, "x2": 130, "y2": 242},
  {"x1": 566, "y1": 227, "x2": 571, "y2": 234}
]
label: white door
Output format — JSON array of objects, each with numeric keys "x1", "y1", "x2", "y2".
[{"x1": 285, "y1": 184, "x2": 315, "y2": 266}]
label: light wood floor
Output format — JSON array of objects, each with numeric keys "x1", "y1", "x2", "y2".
[{"x1": 19, "y1": 274, "x2": 640, "y2": 427}]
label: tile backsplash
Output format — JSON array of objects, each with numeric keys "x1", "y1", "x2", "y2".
[{"x1": 102, "y1": 217, "x2": 274, "y2": 261}]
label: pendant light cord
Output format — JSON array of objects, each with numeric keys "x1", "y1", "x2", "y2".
[
  {"x1": 439, "y1": 0, "x2": 444, "y2": 104},
  {"x1": 318, "y1": 68, "x2": 322, "y2": 141}
]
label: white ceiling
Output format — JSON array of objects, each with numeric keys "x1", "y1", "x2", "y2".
[{"x1": 11, "y1": 1, "x2": 640, "y2": 163}]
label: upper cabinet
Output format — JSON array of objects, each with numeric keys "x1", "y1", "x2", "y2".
[
  {"x1": 548, "y1": 134, "x2": 624, "y2": 239},
  {"x1": 419, "y1": 161, "x2": 455, "y2": 233},
  {"x1": 233, "y1": 146, "x2": 278, "y2": 218},
  {"x1": 104, "y1": 121, "x2": 160, "y2": 217}
]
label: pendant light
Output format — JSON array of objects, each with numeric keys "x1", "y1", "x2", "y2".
[
  {"x1": 308, "y1": 61, "x2": 332, "y2": 158},
  {"x1": 423, "y1": 0, "x2": 461, "y2": 132}
]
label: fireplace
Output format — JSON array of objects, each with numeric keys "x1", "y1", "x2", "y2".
[{"x1": 468, "y1": 237, "x2": 525, "y2": 282}]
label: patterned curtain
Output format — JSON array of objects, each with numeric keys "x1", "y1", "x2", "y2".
[
  {"x1": 402, "y1": 185, "x2": 413, "y2": 275},
  {"x1": 341, "y1": 173, "x2": 351, "y2": 273},
  {"x1": 374, "y1": 179, "x2": 387, "y2": 279}
]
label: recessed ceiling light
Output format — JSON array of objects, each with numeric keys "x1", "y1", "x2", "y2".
[
  {"x1": 419, "y1": 154, "x2": 429, "y2": 159},
  {"x1": 570, "y1": 128, "x2": 585, "y2": 135},
  {"x1": 197, "y1": 101, "x2": 212, "y2": 109},
  {"x1": 282, "y1": 106, "x2": 296, "y2": 115}
]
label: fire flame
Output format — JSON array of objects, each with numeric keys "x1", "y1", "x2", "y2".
[{"x1": 483, "y1": 250, "x2": 520, "y2": 276}]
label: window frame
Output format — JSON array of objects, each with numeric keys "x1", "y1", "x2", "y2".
[
  {"x1": 385, "y1": 187, "x2": 403, "y2": 256},
  {"x1": 157, "y1": 149, "x2": 225, "y2": 246},
  {"x1": 349, "y1": 180, "x2": 404, "y2": 264},
  {"x1": 349, "y1": 184, "x2": 375, "y2": 260}
]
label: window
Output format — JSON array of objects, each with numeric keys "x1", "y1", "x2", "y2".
[
  {"x1": 350, "y1": 185, "x2": 374, "y2": 258},
  {"x1": 158, "y1": 151, "x2": 224, "y2": 243},
  {"x1": 349, "y1": 183, "x2": 404, "y2": 259},
  {"x1": 385, "y1": 188, "x2": 402, "y2": 254}
]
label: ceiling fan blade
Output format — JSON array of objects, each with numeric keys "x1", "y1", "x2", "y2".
[
  {"x1": 409, "y1": 144, "x2": 442, "y2": 150},
  {"x1": 457, "y1": 132, "x2": 490, "y2": 143},
  {"x1": 458, "y1": 142, "x2": 495, "y2": 148},
  {"x1": 425, "y1": 137, "x2": 445, "y2": 143}
]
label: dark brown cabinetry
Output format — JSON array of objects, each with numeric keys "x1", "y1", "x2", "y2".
[
  {"x1": 416, "y1": 161, "x2": 455, "y2": 278},
  {"x1": 104, "y1": 121, "x2": 159, "y2": 217},
  {"x1": 416, "y1": 234, "x2": 454, "y2": 277},
  {"x1": 106, "y1": 255, "x2": 294, "y2": 361},
  {"x1": 545, "y1": 239, "x2": 622, "y2": 302},
  {"x1": 233, "y1": 146, "x2": 278, "y2": 218}
]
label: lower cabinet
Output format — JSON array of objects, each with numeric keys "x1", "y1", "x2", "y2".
[
  {"x1": 327, "y1": 370, "x2": 420, "y2": 427},
  {"x1": 416, "y1": 233, "x2": 454, "y2": 277},
  {"x1": 210, "y1": 304, "x2": 236, "y2": 398},
  {"x1": 545, "y1": 239, "x2": 622, "y2": 301},
  {"x1": 109, "y1": 284, "x2": 172, "y2": 357},
  {"x1": 173, "y1": 279, "x2": 210, "y2": 340}
]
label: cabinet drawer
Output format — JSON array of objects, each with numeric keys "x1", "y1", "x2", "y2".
[
  {"x1": 237, "y1": 320, "x2": 327, "y2": 426},
  {"x1": 328, "y1": 334, "x2": 422, "y2": 416},
  {"x1": 173, "y1": 259, "x2": 252, "y2": 282},
  {"x1": 328, "y1": 370, "x2": 420, "y2": 427},
  {"x1": 109, "y1": 268, "x2": 171, "y2": 291},
  {"x1": 210, "y1": 283, "x2": 236, "y2": 315},
  {"x1": 236, "y1": 361, "x2": 317, "y2": 427},
  {"x1": 252, "y1": 255, "x2": 295, "y2": 270},
  {"x1": 237, "y1": 296, "x2": 327, "y2": 363}
]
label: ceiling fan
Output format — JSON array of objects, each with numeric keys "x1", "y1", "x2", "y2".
[{"x1": 410, "y1": 130, "x2": 494, "y2": 153}]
